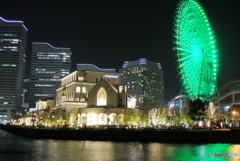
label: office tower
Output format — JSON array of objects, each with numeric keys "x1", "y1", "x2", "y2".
[
  {"x1": 29, "y1": 42, "x2": 71, "y2": 108},
  {"x1": 119, "y1": 58, "x2": 164, "y2": 109},
  {"x1": 0, "y1": 17, "x2": 28, "y2": 122}
]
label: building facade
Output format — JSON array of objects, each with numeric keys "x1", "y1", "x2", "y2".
[
  {"x1": 0, "y1": 17, "x2": 28, "y2": 122},
  {"x1": 53, "y1": 68, "x2": 135, "y2": 126},
  {"x1": 55, "y1": 69, "x2": 120, "y2": 110},
  {"x1": 119, "y1": 58, "x2": 164, "y2": 109},
  {"x1": 29, "y1": 42, "x2": 71, "y2": 108}
]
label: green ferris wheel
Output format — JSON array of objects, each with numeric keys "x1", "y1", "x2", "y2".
[{"x1": 174, "y1": 0, "x2": 219, "y2": 101}]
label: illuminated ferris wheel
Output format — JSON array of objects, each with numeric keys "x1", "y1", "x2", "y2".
[{"x1": 173, "y1": 0, "x2": 219, "y2": 100}]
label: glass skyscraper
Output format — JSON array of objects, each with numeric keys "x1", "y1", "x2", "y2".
[
  {"x1": 0, "y1": 17, "x2": 28, "y2": 122},
  {"x1": 119, "y1": 58, "x2": 164, "y2": 109},
  {"x1": 29, "y1": 42, "x2": 71, "y2": 108}
]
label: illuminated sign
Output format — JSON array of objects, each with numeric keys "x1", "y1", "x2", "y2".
[{"x1": 29, "y1": 108, "x2": 36, "y2": 111}]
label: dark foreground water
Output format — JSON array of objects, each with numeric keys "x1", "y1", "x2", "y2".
[{"x1": 0, "y1": 129, "x2": 240, "y2": 161}]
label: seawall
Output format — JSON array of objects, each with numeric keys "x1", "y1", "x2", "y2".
[{"x1": 1, "y1": 125, "x2": 240, "y2": 143}]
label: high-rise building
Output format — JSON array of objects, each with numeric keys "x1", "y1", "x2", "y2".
[
  {"x1": 0, "y1": 17, "x2": 28, "y2": 122},
  {"x1": 29, "y1": 42, "x2": 71, "y2": 108},
  {"x1": 119, "y1": 58, "x2": 164, "y2": 109}
]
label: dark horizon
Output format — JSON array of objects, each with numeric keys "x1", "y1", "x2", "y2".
[{"x1": 1, "y1": 0, "x2": 240, "y2": 101}]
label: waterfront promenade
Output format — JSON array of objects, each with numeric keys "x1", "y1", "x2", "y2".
[{"x1": 1, "y1": 125, "x2": 240, "y2": 143}]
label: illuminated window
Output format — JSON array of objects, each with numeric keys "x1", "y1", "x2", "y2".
[
  {"x1": 97, "y1": 88, "x2": 107, "y2": 106},
  {"x1": 76, "y1": 87, "x2": 81, "y2": 93},
  {"x1": 82, "y1": 87, "x2": 86, "y2": 93},
  {"x1": 78, "y1": 77, "x2": 84, "y2": 81},
  {"x1": 119, "y1": 86, "x2": 123, "y2": 93},
  {"x1": 0, "y1": 115, "x2": 7, "y2": 118}
]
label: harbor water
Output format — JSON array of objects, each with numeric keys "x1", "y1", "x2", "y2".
[{"x1": 0, "y1": 129, "x2": 239, "y2": 161}]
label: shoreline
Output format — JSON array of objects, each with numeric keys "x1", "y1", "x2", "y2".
[{"x1": 1, "y1": 125, "x2": 240, "y2": 143}]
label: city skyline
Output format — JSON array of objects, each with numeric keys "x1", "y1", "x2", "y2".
[{"x1": 1, "y1": 0, "x2": 240, "y2": 101}]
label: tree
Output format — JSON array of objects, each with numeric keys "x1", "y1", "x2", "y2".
[
  {"x1": 205, "y1": 102, "x2": 217, "y2": 121},
  {"x1": 138, "y1": 109, "x2": 149, "y2": 126},
  {"x1": 188, "y1": 98, "x2": 206, "y2": 121},
  {"x1": 42, "y1": 110, "x2": 52, "y2": 126},
  {"x1": 149, "y1": 108, "x2": 161, "y2": 126},
  {"x1": 124, "y1": 109, "x2": 139, "y2": 126},
  {"x1": 69, "y1": 108, "x2": 78, "y2": 126},
  {"x1": 54, "y1": 108, "x2": 65, "y2": 126},
  {"x1": 205, "y1": 101, "x2": 217, "y2": 128}
]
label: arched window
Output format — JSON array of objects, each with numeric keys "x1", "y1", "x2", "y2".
[{"x1": 97, "y1": 87, "x2": 107, "y2": 106}]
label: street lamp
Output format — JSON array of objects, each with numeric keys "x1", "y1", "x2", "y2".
[
  {"x1": 52, "y1": 115, "x2": 55, "y2": 127},
  {"x1": 86, "y1": 112, "x2": 88, "y2": 126},
  {"x1": 32, "y1": 118, "x2": 35, "y2": 127},
  {"x1": 232, "y1": 111, "x2": 236, "y2": 127},
  {"x1": 40, "y1": 117, "x2": 43, "y2": 126},
  {"x1": 31, "y1": 112, "x2": 36, "y2": 128}
]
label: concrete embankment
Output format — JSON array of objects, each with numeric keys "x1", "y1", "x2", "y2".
[{"x1": 1, "y1": 125, "x2": 240, "y2": 143}]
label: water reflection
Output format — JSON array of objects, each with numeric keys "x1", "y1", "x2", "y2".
[{"x1": 0, "y1": 129, "x2": 240, "y2": 161}]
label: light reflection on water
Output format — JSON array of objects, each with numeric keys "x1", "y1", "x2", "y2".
[{"x1": 0, "y1": 129, "x2": 240, "y2": 161}]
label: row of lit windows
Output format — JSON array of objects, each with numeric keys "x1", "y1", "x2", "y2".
[
  {"x1": 38, "y1": 57, "x2": 68, "y2": 60},
  {"x1": 38, "y1": 57, "x2": 62, "y2": 59},
  {"x1": 1, "y1": 64, "x2": 16, "y2": 67},
  {"x1": 0, "y1": 46, "x2": 18, "y2": 52},
  {"x1": 128, "y1": 81, "x2": 142, "y2": 84},
  {"x1": 0, "y1": 48, "x2": 18, "y2": 51},
  {"x1": 35, "y1": 94, "x2": 49, "y2": 96},
  {"x1": 36, "y1": 69, "x2": 46, "y2": 71},
  {"x1": 126, "y1": 81, "x2": 144, "y2": 85},
  {"x1": 43, "y1": 55, "x2": 59, "y2": 57},
  {"x1": 39, "y1": 79, "x2": 61, "y2": 81},
  {"x1": 36, "y1": 71, "x2": 56, "y2": 74},
  {"x1": 36, "y1": 74, "x2": 66, "y2": 77},
  {"x1": 36, "y1": 69, "x2": 69, "y2": 72},
  {"x1": 37, "y1": 52, "x2": 70, "y2": 56},
  {"x1": 0, "y1": 34, "x2": 13, "y2": 36},
  {"x1": 121, "y1": 70, "x2": 161, "y2": 75},
  {"x1": 0, "y1": 115, "x2": 7, "y2": 118},
  {"x1": 0, "y1": 39, "x2": 21, "y2": 43},
  {"x1": 35, "y1": 84, "x2": 54, "y2": 87},
  {"x1": 36, "y1": 72, "x2": 68, "y2": 76},
  {"x1": 1, "y1": 46, "x2": 18, "y2": 49}
]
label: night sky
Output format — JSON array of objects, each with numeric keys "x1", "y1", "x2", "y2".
[{"x1": 1, "y1": 0, "x2": 240, "y2": 101}]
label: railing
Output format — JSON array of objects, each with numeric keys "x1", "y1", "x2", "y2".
[{"x1": 207, "y1": 79, "x2": 240, "y2": 101}]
